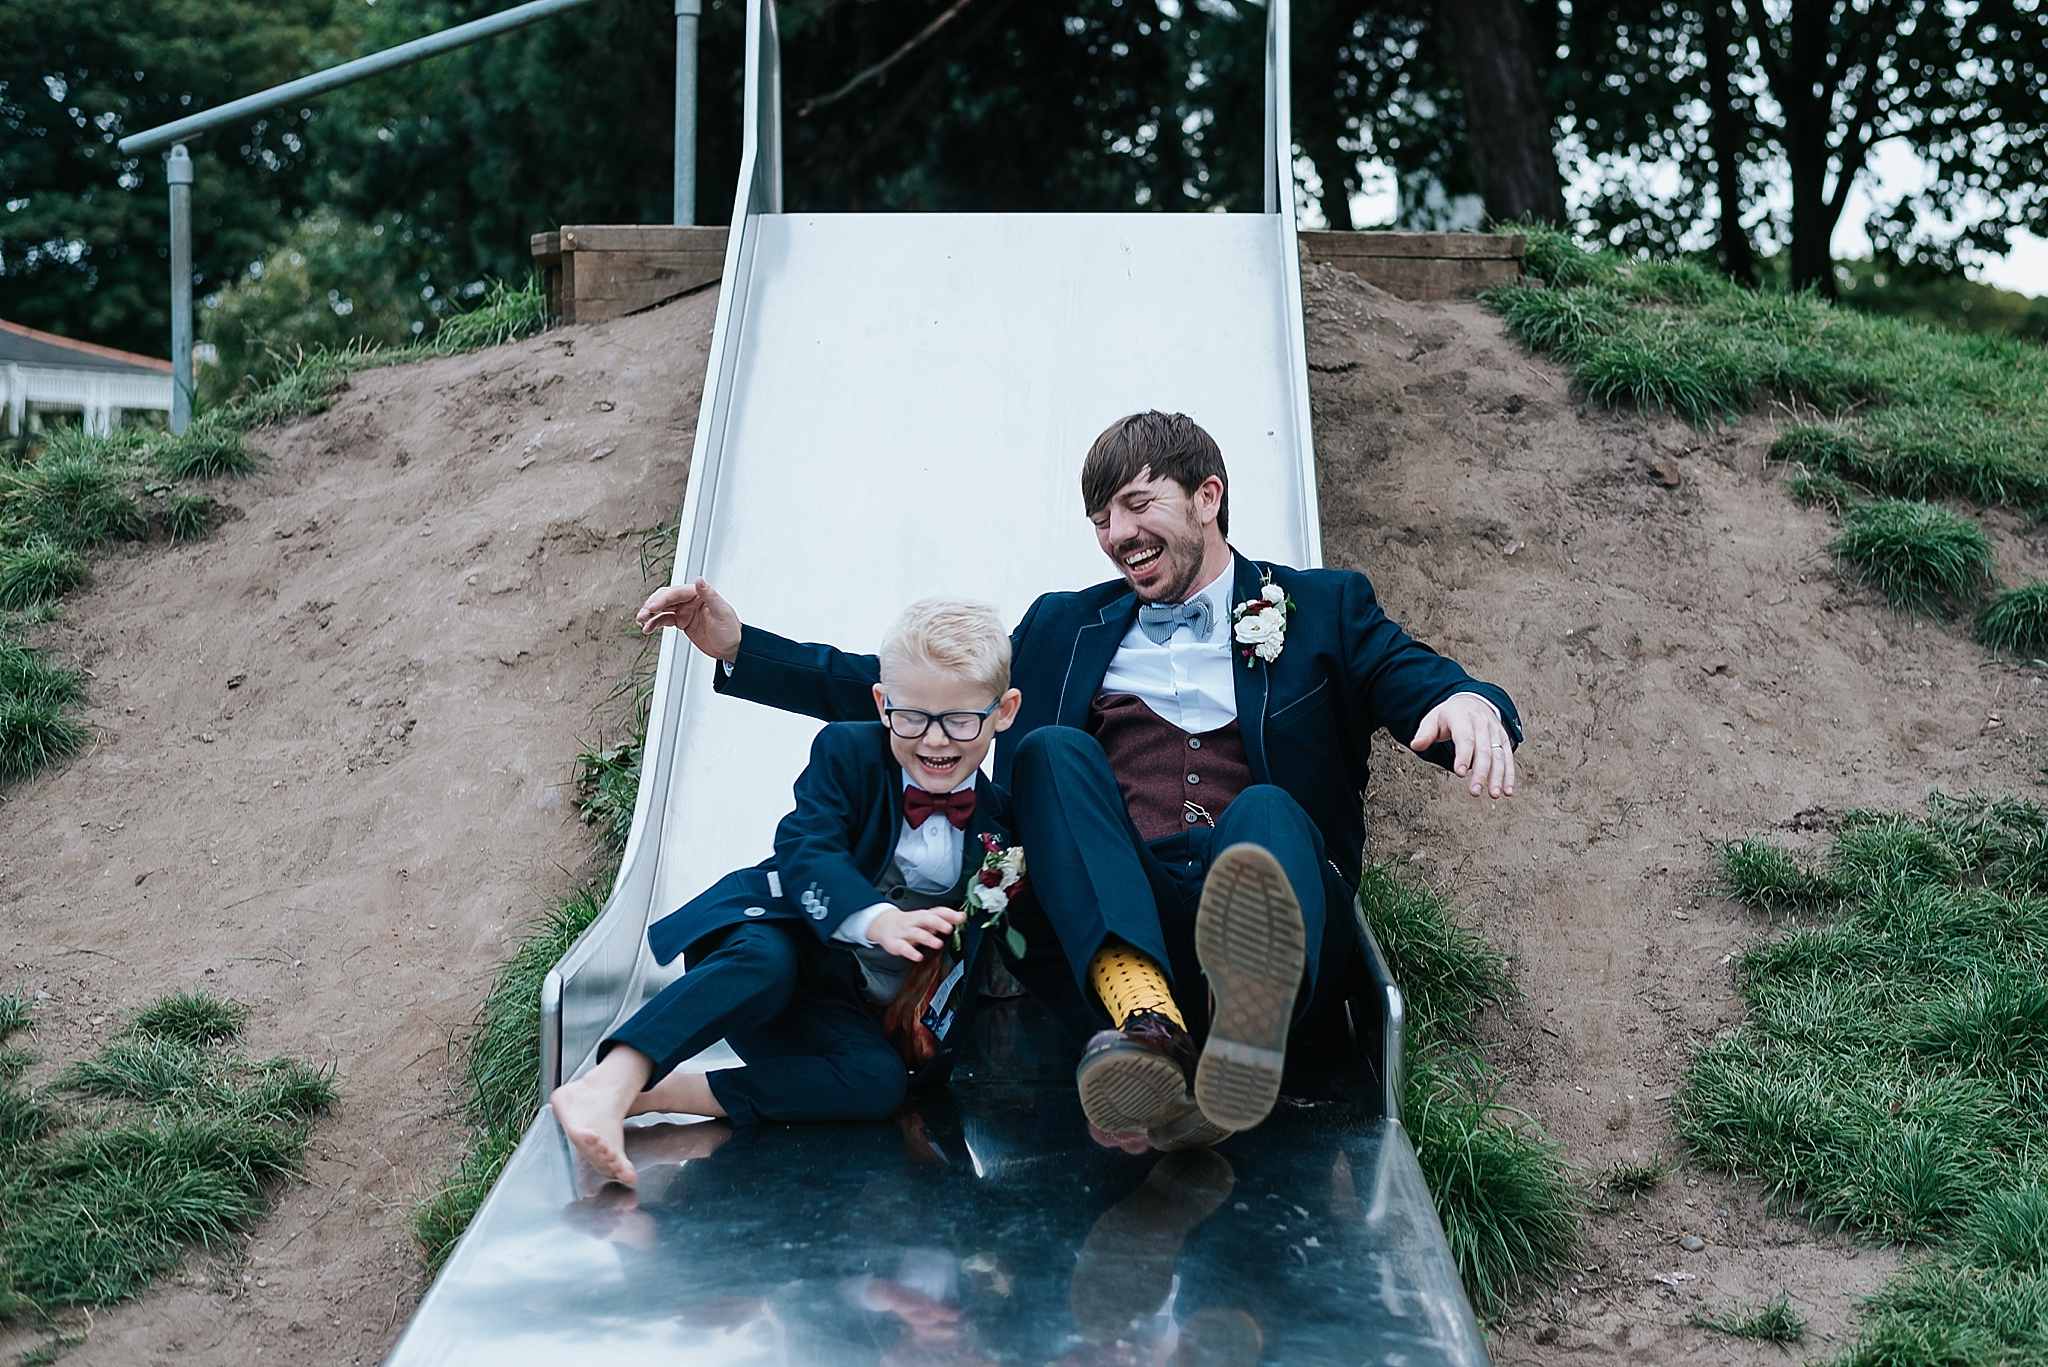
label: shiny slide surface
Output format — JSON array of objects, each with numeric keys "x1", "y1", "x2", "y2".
[{"x1": 385, "y1": 1, "x2": 1489, "y2": 1361}]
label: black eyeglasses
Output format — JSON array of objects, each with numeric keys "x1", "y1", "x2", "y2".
[{"x1": 884, "y1": 698, "x2": 1002, "y2": 742}]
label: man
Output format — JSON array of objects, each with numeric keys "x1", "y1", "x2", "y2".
[{"x1": 639, "y1": 411, "x2": 1519, "y2": 1149}]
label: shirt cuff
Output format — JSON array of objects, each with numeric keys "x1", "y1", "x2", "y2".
[
  {"x1": 832, "y1": 903, "x2": 890, "y2": 947},
  {"x1": 721, "y1": 659, "x2": 735, "y2": 678},
  {"x1": 1452, "y1": 690, "x2": 1502, "y2": 724}
]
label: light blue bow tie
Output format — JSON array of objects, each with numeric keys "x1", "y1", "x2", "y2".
[{"x1": 1137, "y1": 598, "x2": 1214, "y2": 644}]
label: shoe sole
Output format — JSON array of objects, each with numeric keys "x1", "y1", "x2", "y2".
[
  {"x1": 1077, "y1": 1040, "x2": 1195, "y2": 1135},
  {"x1": 1148, "y1": 1107, "x2": 1234, "y2": 1151},
  {"x1": 1194, "y1": 843, "x2": 1304, "y2": 1132}
]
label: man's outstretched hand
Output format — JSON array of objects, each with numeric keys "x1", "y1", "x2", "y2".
[
  {"x1": 1410, "y1": 693, "x2": 1517, "y2": 799},
  {"x1": 637, "y1": 578, "x2": 742, "y2": 663}
]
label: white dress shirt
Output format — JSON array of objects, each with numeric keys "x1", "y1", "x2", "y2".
[
  {"x1": 834, "y1": 769, "x2": 966, "y2": 946},
  {"x1": 1094, "y1": 560, "x2": 1502, "y2": 738},
  {"x1": 1099, "y1": 564, "x2": 1240, "y2": 733}
]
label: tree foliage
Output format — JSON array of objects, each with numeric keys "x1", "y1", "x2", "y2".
[
  {"x1": 0, "y1": 0, "x2": 360, "y2": 353},
  {"x1": 1560, "y1": 0, "x2": 2048, "y2": 292}
]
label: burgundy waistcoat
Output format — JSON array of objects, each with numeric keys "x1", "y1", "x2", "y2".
[{"x1": 1087, "y1": 692, "x2": 1253, "y2": 843}]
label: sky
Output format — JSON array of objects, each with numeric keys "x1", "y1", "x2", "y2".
[{"x1": 1335, "y1": 142, "x2": 2047, "y2": 300}]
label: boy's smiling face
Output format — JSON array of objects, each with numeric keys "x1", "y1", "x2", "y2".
[{"x1": 871, "y1": 663, "x2": 1021, "y2": 793}]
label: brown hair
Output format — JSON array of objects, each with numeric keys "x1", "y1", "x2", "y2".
[{"x1": 1080, "y1": 411, "x2": 1229, "y2": 537}]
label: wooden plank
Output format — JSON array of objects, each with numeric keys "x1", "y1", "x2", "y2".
[
  {"x1": 556, "y1": 225, "x2": 730, "y2": 254},
  {"x1": 556, "y1": 251, "x2": 724, "y2": 324},
  {"x1": 1299, "y1": 230, "x2": 1524, "y2": 261}
]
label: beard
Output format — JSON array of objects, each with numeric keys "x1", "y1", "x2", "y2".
[{"x1": 1113, "y1": 504, "x2": 1210, "y2": 603}]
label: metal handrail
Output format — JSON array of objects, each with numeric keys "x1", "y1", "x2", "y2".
[
  {"x1": 115, "y1": 0, "x2": 601, "y2": 158},
  {"x1": 113, "y1": 0, "x2": 702, "y2": 432}
]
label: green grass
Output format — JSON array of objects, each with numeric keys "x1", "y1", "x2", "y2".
[
  {"x1": 0, "y1": 694, "x2": 88, "y2": 783},
  {"x1": 574, "y1": 741, "x2": 642, "y2": 851},
  {"x1": 1357, "y1": 862, "x2": 1578, "y2": 1318},
  {"x1": 1979, "y1": 582, "x2": 2048, "y2": 656},
  {"x1": 1785, "y1": 468, "x2": 1861, "y2": 514},
  {"x1": 1691, "y1": 1291, "x2": 1806, "y2": 1344},
  {"x1": 130, "y1": 990, "x2": 248, "y2": 1047},
  {"x1": 0, "y1": 991, "x2": 331, "y2": 1348},
  {"x1": 410, "y1": 883, "x2": 604, "y2": 1274},
  {"x1": 1492, "y1": 226, "x2": 2048, "y2": 511},
  {"x1": 0, "y1": 541, "x2": 89, "y2": 611},
  {"x1": 1720, "y1": 838, "x2": 1839, "y2": 910},
  {"x1": 1828, "y1": 499, "x2": 1993, "y2": 613},
  {"x1": 1601, "y1": 1152, "x2": 1666, "y2": 1200},
  {"x1": 1685, "y1": 794, "x2": 2048, "y2": 1362}
]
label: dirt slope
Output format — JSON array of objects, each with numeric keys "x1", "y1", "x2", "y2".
[
  {"x1": 1303, "y1": 260, "x2": 2047, "y2": 1363},
  {"x1": 5, "y1": 266, "x2": 2039, "y2": 1365},
  {"x1": 0, "y1": 290, "x2": 713, "y2": 1365}
]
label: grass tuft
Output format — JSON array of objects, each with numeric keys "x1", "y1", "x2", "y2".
[
  {"x1": 1487, "y1": 241, "x2": 2048, "y2": 510},
  {"x1": 1683, "y1": 795, "x2": 2048, "y2": 1360},
  {"x1": 1828, "y1": 499, "x2": 1992, "y2": 612},
  {"x1": 162, "y1": 491, "x2": 215, "y2": 542},
  {"x1": 1405, "y1": 1040, "x2": 1580, "y2": 1320},
  {"x1": 574, "y1": 742, "x2": 641, "y2": 852},
  {"x1": 0, "y1": 992, "x2": 31, "y2": 1042},
  {"x1": 425, "y1": 276, "x2": 549, "y2": 355},
  {"x1": 130, "y1": 990, "x2": 247, "y2": 1047},
  {"x1": 0, "y1": 695, "x2": 89, "y2": 783},
  {"x1": 0, "y1": 540, "x2": 89, "y2": 611},
  {"x1": 1720, "y1": 839, "x2": 1837, "y2": 910},
  {"x1": 0, "y1": 993, "x2": 333, "y2": 1319},
  {"x1": 411, "y1": 884, "x2": 604, "y2": 1273},
  {"x1": 0, "y1": 640, "x2": 83, "y2": 709},
  {"x1": 149, "y1": 419, "x2": 260, "y2": 482},
  {"x1": 1602, "y1": 1153, "x2": 1666, "y2": 1199},
  {"x1": 1979, "y1": 582, "x2": 2048, "y2": 656},
  {"x1": 1691, "y1": 1292, "x2": 1806, "y2": 1343},
  {"x1": 1357, "y1": 865, "x2": 1576, "y2": 1316},
  {"x1": 1356, "y1": 862, "x2": 1515, "y2": 1041},
  {"x1": 1784, "y1": 468, "x2": 1859, "y2": 513}
]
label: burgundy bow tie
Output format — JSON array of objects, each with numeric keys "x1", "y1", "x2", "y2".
[{"x1": 904, "y1": 784, "x2": 977, "y2": 830}]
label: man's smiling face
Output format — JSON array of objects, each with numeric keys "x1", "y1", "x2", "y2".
[{"x1": 1091, "y1": 466, "x2": 1225, "y2": 604}]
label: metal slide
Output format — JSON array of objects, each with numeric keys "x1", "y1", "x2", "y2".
[{"x1": 387, "y1": 2, "x2": 1490, "y2": 1362}]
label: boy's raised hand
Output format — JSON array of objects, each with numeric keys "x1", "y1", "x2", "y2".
[
  {"x1": 870, "y1": 906, "x2": 967, "y2": 962},
  {"x1": 636, "y1": 577, "x2": 742, "y2": 663}
]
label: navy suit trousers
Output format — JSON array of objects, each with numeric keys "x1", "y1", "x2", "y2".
[
  {"x1": 604, "y1": 921, "x2": 907, "y2": 1125},
  {"x1": 1011, "y1": 727, "x2": 1345, "y2": 1036}
]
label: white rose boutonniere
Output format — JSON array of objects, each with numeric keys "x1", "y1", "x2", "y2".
[{"x1": 1231, "y1": 575, "x2": 1295, "y2": 667}]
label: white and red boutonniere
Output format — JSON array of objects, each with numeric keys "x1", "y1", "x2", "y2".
[
  {"x1": 1231, "y1": 576, "x2": 1294, "y2": 666},
  {"x1": 963, "y1": 834, "x2": 1029, "y2": 957}
]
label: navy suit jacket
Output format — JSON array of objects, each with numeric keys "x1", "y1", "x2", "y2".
[
  {"x1": 715, "y1": 552, "x2": 1520, "y2": 892},
  {"x1": 647, "y1": 721, "x2": 1014, "y2": 966}
]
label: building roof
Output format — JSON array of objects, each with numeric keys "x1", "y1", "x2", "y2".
[{"x1": 0, "y1": 319, "x2": 172, "y2": 375}]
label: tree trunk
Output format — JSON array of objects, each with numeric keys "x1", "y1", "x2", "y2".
[
  {"x1": 1701, "y1": 1, "x2": 1756, "y2": 284},
  {"x1": 1440, "y1": 0, "x2": 1566, "y2": 224},
  {"x1": 1302, "y1": 137, "x2": 1358, "y2": 230},
  {"x1": 1293, "y1": 0, "x2": 1358, "y2": 230},
  {"x1": 1780, "y1": 0, "x2": 1836, "y2": 293}
]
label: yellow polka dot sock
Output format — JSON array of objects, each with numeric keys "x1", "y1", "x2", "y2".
[{"x1": 1087, "y1": 942, "x2": 1186, "y2": 1031}]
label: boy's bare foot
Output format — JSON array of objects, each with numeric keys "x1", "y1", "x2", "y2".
[
  {"x1": 552, "y1": 1075, "x2": 638, "y2": 1185},
  {"x1": 549, "y1": 1046, "x2": 657, "y2": 1185}
]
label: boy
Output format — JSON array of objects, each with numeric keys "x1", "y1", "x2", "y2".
[{"x1": 551, "y1": 597, "x2": 1023, "y2": 1185}]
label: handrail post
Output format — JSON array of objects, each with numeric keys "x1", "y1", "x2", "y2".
[
  {"x1": 167, "y1": 145, "x2": 194, "y2": 434},
  {"x1": 674, "y1": 0, "x2": 701, "y2": 225}
]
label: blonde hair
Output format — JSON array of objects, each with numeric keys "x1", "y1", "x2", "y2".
[{"x1": 879, "y1": 597, "x2": 1011, "y2": 698}]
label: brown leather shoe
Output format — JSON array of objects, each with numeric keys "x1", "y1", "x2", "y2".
[{"x1": 1075, "y1": 1010, "x2": 1199, "y2": 1136}]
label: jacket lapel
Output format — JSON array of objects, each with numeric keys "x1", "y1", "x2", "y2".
[
  {"x1": 1229, "y1": 553, "x2": 1273, "y2": 783},
  {"x1": 1056, "y1": 591, "x2": 1139, "y2": 726}
]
